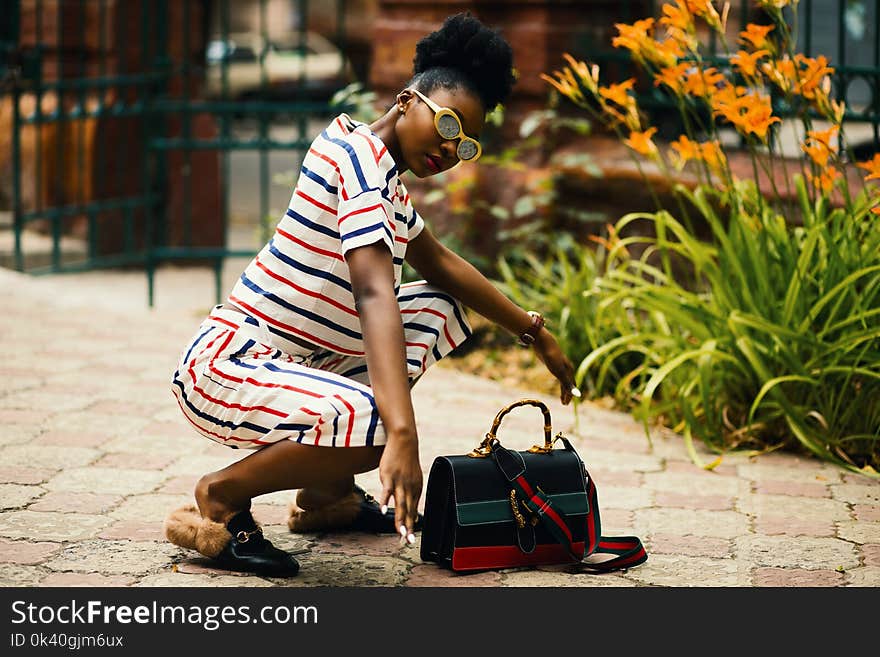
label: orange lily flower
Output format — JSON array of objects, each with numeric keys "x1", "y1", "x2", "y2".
[
  {"x1": 669, "y1": 134, "x2": 702, "y2": 169},
  {"x1": 624, "y1": 127, "x2": 659, "y2": 157},
  {"x1": 762, "y1": 56, "x2": 795, "y2": 94},
  {"x1": 700, "y1": 140, "x2": 727, "y2": 176},
  {"x1": 740, "y1": 98, "x2": 781, "y2": 140},
  {"x1": 806, "y1": 125, "x2": 839, "y2": 152},
  {"x1": 807, "y1": 168, "x2": 841, "y2": 195},
  {"x1": 540, "y1": 67, "x2": 585, "y2": 104},
  {"x1": 730, "y1": 49, "x2": 769, "y2": 79},
  {"x1": 563, "y1": 53, "x2": 599, "y2": 93},
  {"x1": 599, "y1": 79, "x2": 636, "y2": 107},
  {"x1": 654, "y1": 62, "x2": 691, "y2": 96},
  {"x1": 713, "y1": 89, "x2": 780, "y2": 142},
  {"x1": 612, "y1": 18, "x2": 656, "y2": 61},
  {"x1": 687, "y1": 0, "x2": 725, "y2": 31},
  {"x1": 801, "y1": 141, "x2": 830, "y2": 168},
  {"x1": 857, "y1": 154, "x2": 880, "y2": 181},
  {"x1": 660, "y1": 1, "x2": 693, "y2": 33},
  {"x1": 739, "y1": 23, "x2": 774, "y2": 50},
  {"x1": 669, "y1": 135, "x2": 727, "y2": 177},
  {"x1": 793, "y1": 54, "x2": 834, "y2": 100},
  {"x1": 647, "y1": 36, "x2": 687, "y2": 67},
  {"x1": 684, "y1": 67, "x2": 725, "y2": 99}
]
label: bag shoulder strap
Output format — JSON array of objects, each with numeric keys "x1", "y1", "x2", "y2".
[
  {"x1": 579, "y1": 477, "x2": 648, "y2": 572},
  {"x1": 492, "y1": 444, "x2": 647, "y2": 573}
]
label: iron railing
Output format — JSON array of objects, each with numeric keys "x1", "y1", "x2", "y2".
[{"x1": 2, "y1": 0, "x2": 351, "y2": 304}]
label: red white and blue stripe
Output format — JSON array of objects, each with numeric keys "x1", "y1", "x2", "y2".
[
  {"x1": 172, "y1": 286, "x2": 470, "y2": 449},
  {"x1": 170, "y1": 114, "x2": 471, "y2": 449},
  {"x1": 226, "y1": 113, "x2": 425, "y2": 357}
]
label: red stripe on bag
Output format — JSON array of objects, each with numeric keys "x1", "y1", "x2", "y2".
[
  {"x1": 515, "y1": 475, "x2": 573, "y2": 546},
  {"x1": 533, "y1": 499, "x2": 573, "y2": 544},
  {"x1": 515, "y1": 475, "x2": 534, "y2": 497},
  {"x1": 599, "y1": 540, "x2": 636, "y2": 550},
  {"x1": 451, "y1": 542, "x2": 586, "y2": 571}
]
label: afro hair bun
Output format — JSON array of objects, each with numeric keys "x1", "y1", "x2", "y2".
[{"x1": 412, "y1": 12, "x2": 515, "y2": 110}]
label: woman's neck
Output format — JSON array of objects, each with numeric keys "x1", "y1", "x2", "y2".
[{"x1": 369, "y1": 109, "x2": 407, "y2": 174}]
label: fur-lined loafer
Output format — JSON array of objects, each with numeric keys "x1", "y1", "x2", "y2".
[
  {"x1": 164, "y1": 505, "x2": 300, "y2": 577},
  {"x1": 288, "y1": 485, "x2": 424, "y2": 534}
]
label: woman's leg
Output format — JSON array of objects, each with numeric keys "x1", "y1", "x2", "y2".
[{"x1": 195, "y1": 442, "x2": 384, "y2": 524}]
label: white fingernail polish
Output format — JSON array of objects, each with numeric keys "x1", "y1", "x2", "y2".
[
  {"x1": 571, "y1": 387, "x2": 582, "y2": 398},
  {"x1": 380, "y1": 505, "x2": 388, "y2": 514},
  {"x1": 407, "y1": 533, "x2": 416, "y2": 544},
  {"x1": 400, "y1": 525, "x2": 407, "y2": 537}
]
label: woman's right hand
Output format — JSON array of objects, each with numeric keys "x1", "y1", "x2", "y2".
[
  {"x1": 533, "y1": 328, "x2": 578, "y2": 405},
  {"x1": 347, "y1": 242, "x2": 423, "y2": 541},
  {"x1": 377, "y1": 431, "x2": 422, "y2": 542}
]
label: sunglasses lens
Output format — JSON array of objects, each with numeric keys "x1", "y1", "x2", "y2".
[
  {"x1": 436, "y1": 113, "x2": 461, "y2": 140},
  {"x1": 457, "y1": 139, "x2": 478, "y2": 161}
]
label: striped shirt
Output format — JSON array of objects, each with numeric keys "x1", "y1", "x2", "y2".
[{"x1": 226, "y1": 113, "x2": 426, "y2": 356}]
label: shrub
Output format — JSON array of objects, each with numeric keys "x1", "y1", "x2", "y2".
[{"x1": 539, "y1": 0, "x2": 880, "y2": 475}]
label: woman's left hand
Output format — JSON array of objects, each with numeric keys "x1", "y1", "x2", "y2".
[{"x1": 532, "y1": 328, "x2": 578, "y2": 405}]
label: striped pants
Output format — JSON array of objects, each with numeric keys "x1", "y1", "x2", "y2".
[{"x1": 171, "y1": 281, "x2": 471, "y2": 449}]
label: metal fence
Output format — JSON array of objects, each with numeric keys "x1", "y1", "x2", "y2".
[{"x1": 1, "y1": 0, "x2": 351, "y2": 304}]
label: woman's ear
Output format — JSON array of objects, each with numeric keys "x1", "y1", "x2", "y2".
[{"x1": 396, "y1": 89, "x2": 415, "y2": 116}]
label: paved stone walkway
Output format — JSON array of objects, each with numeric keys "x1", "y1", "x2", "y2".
[{"x1": 1, "y1": 265, "x2": 878, "y2": 587}]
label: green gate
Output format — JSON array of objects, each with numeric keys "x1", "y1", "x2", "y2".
[{"x1": 1, "y1": 0, "x2": 352, "y2": 305}]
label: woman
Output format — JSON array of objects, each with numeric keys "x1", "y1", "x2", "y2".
[{"x1": 164, "y1": 12, "x2": 577, "y2": 577}]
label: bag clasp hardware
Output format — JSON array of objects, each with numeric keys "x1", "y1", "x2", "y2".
[
  {"x1": 509, "y1": 490, "x2": 539, "y2": 528},
  {"x1": 528, "y1": 431, "x2": 565, "y2": 454},
  {"x1": 468, "y1": 433, "x2": 498, "y2": 458}
]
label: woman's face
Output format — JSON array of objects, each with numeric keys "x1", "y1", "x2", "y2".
[{"x1": 395, "y1": 86, "x2": 485, "y2": 178}]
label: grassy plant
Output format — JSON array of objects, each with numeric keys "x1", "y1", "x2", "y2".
[
  {"x1": 496, "y1": 232, "x2": 657, "y2": 402},
  {"x1": 588, "y1": 178, "x2": 880, "y2": 472},
  {"x1": 537, "y1": 0, "x2": 880, "y2": 475}
]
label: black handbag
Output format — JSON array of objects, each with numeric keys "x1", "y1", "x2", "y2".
[{"x1": 420, "y1": 399, "x2": 647, "y2": 573}]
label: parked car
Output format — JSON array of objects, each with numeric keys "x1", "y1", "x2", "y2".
[{"x1": 204, "y1": 31, "x2": 353, "y2": 101}]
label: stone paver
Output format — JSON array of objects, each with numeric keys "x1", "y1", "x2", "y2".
[
  {"x1": 0, "y1": 265, "x2": 878, "y2": 588},
  {"x1": 751, "y1": 567, "x2": 845, "y2": 587},
  {"x1": 0, "y1": 538, "x2": 62, "y2": 564},
  {"x1": 39, "y1": 573, "x2": 136, "y2": 587},
  {"x1": 0, "y1": 511, "x2": 112, "y2": 542},
  {"x1": 627, "y1": 554, "x2": 750, "y2": 587},
  {"x1": 635, "y1": 508, "x2": 750, "y2": 539},
  {"x1": 43, "y1": 467, "x2": 167, "y2": 495},
  {"x1": 44, "y1": 540, "x2": 180, "y2": 575},
  {"x1": 836, "y1": 521, "x2": 880, "y2": 545},
  {"x1": 735, "y1": 536, "x2": 860, "y2": 570},
  {"x1": 28, "y1": 492, "x2": 122, "y2": 515},
  {"x1": 0, "y1": 484, "x2": 46, "y2": 510},
  {"x1": 861, "y1": 544, "x2": 880, "y2": 567},
  {"x1": 647, "y1": 534, "x2": 732, "y2": 559},
  {"x1": 754, "y1": 515, "x2": 836, "y2": 537},
  {"x1": 0, "y1": 564, "x2": 49, "y2": 587}
]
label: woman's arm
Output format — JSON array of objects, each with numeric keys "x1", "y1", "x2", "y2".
[
  {"x1": 346, "y1": 242, "x2": 421, "y2": 541},
  {"x1": 406, "y1": 226, "x2": 577, "y2": 404}
]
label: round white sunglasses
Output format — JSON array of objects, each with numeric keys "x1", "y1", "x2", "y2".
[{"x1": 409, "y1": 88, "x2": 482, "y2": 162}]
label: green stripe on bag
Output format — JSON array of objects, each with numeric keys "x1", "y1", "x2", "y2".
[{"x1": 456, "y1": 492, "x2": 589, "y2": 526}]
